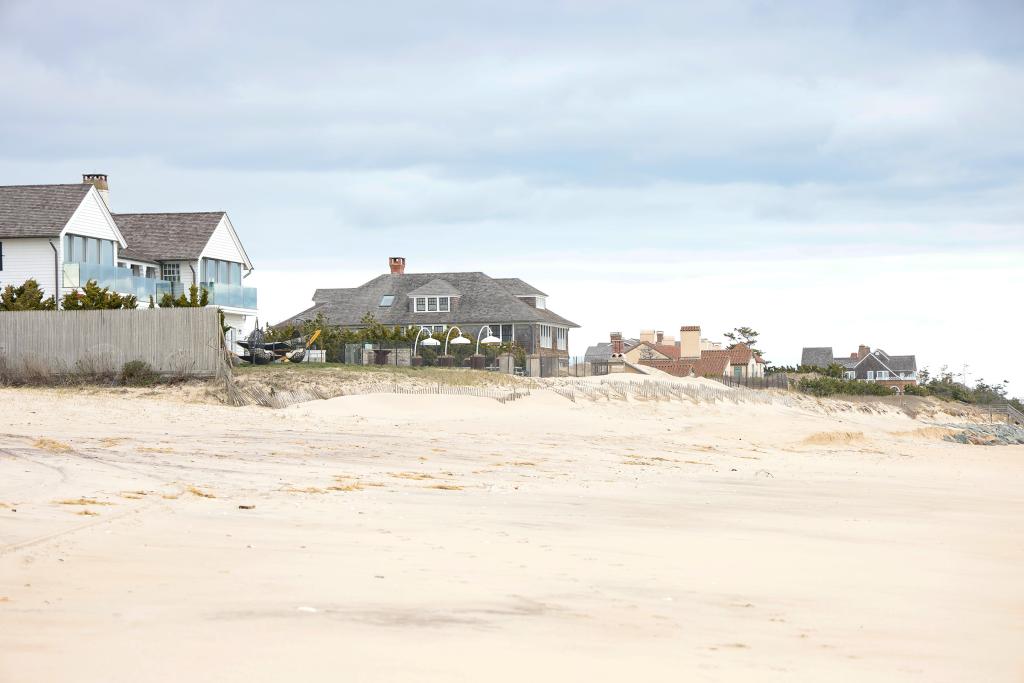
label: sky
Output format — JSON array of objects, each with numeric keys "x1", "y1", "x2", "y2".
[{"x1": 1, "y1": 0, "x2": 1022, "y2": 393}]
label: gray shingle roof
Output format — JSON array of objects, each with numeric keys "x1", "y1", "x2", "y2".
[
  {"x1": 585, "y1": 342, "x2": 612, "y2": 362},
  {"x1": 0, "y1": 184, "x2": 92, "y2": 238},
  {"x1": 493, "y1": 277, "x2": 548, "y2": 297},
  {"x1": 112, "y1": 212, "x2": 224, "y2": 262},
  {"x1": 281, "y1": 271, "x2": 578, "y2": 328},
  {"x1": 869, "y1": 351, "x2": 917, "y2": 373},
  {"x1": 406, "y1": 278, "x2": 461, "y2": 297},
  {"x1": 801, "y1": 347, "x2": 834, "y2": 368}
]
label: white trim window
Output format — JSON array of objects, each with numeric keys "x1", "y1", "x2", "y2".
[
  {"x1": 866, "y1": 370, "x2": 875, "y2": 380},
  {"x1": 414, "y1": 296, "x2": 450, "y2": 313},
  {"x1": 488, "y1": 324, "x2": 514, "y2": 343},
  {"x1": 844, "y1": 371, "x2": 856, "y2": 380},
  {"x1": 539, "y1": 324, "x2": 553, "y2": 348},
  {"x1": 408, "y1": 324, "x2": 446, "y2": 334},
  {"x1": 161, "y1": 263, "x2": 181, "y2": 282},
  {"x1": 876, "y1": 370, "x2": 890, "y2": 380},
  {"x1": 555, "y1": 327, "x2": 567, "y2": 350}
]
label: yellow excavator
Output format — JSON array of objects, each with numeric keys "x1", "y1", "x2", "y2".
[{"x1": 283, "y1": 329, "x2": 322, "y2": 363}]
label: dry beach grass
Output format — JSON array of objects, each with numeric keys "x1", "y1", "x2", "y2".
[{"x1": 0, "y1": 373, "x2": 1022, "y2": 682}]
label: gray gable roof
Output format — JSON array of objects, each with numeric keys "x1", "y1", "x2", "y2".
[
  {"x1": 884, "y1": 354, "x2": 917, "y2": 372},
  {"x1": 281, "y1": 271, "x2": 578, "y2": 328},
  {"x1": 801, "y1": 347, "x2": 834, "y2": 367},
  {"x1": 406, "y1": 278, "x2": 461, "y2": 297},
  {"x1": 493, "y1": 277, "x2": 548, "y2": 297},
  {"x1": 585, "y1": 342, "x2": 612, "y2": 362},
  {"x1": 856, "y1": 350, "x2": 917, "y2": 373},
  {"x1": 0, "y1": 184, "x2": 92, "y2": 238},
  {"x1": 112, "y1": 212, "x2": 224, "y2": 262}
]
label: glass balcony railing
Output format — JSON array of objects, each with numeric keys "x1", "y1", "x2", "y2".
[
  {"x1": 63, "y1": 262, "x2": 159, "y2": 300},
  {"x1": 62, "y1": 264, "x2": 256, "y2": 311},
  {"x1": 200, "y1": 282, "x2": 258, "y2": 310}
]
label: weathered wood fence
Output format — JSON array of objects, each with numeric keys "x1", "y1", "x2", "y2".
[{"x1": 0, "y1": 308, "x2": 224, "y2": 378}]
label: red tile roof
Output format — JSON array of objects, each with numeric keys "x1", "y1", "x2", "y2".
[
  {"x1": 727, "y1": 343, "x2": 754, "y2": 365},
  {"x1": 691, "y1": 350, "x2": 730, "y2": 376}
]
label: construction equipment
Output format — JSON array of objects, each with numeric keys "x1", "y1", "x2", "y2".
[{"x1": 283, "y1": 329, "x2": 322, "y2": 363}]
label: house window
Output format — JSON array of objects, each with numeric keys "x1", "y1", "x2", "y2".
[
  {"x1": 539, "y1": 324, "x2": 553, "y2": 348},
  {"x1": 379, "y1": 295, "x2": 395, "y2": 307},
  {"x1": 555, "y1": 327, "x2": 567, "y2": 350},
  {"x1": 414, "y1": 296, "x2": 450, "y2": 313},
  {"x1": 877, "y1": 370, "x2": 889, "y2": 380},
  {"x1": 410, "y1": 324, "x2": 446, "y2": 334},
  {"x1": 201, "y1": 258, "x2": 243, "y2": 285},
  {"x1": 866, "y1": 370, "x2": 875, "y2": 380},
  {"x1": 489, "y1": 324, "x2": 514, "y2": 343},
  {"x1": 844, "y1": 371, "x2": 856, "y2": 380},
  {"x1": 63, "y1": 234, "x2": 115, "y2": 266},
  {"x1": 161, "y1": 263, "x2": 181, "y2": 282}
]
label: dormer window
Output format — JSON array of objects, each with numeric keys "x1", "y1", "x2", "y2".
[
  {"x1": 379, "y1": 295, "x2": 395, "y2": 307},
  {"x1": 414, "y1": 296, "x2": 450, "y2": 313}
]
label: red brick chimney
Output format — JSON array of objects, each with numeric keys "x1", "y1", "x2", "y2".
[
  {"x1": 610, "y1": 332, "x2": 624, "y2": 356},
  {"x1": 858, "y1": 345, "x2": 871, "y2": 359},
  {"x1": 389, "y1": 257, "x2": 406, "y2": 274}
]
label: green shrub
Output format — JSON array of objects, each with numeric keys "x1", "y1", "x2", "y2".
[
  {"x1": 121, "y1": 360, "x2": 158, "y2": 386},
  {"x1": 903, "y1": 384, "x2": 929, "y2": 397},
  {"x1": 797, "y1": 376, "x2": 892, "y2": 397}
]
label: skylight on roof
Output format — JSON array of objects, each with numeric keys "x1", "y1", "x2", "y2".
[{"x1": 379, "y1": 295, "x2": 395, "y2": 307}]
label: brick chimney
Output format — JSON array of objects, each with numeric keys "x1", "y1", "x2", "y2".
[
  {"x1": 656, "y1": 331, "x2": 664, "y2": 344},
  {"x1": 389, "y1": 257, "x2": 406, "y2": 274},
  {"x1": 858, "y1": 345, "x2": 871, "y2": 359},
  {"x1": 610, "y1": 332, "x2": 624, "y2": 357},
  {"x1": 82, "y1": 173, "x2": 109, "y2": 208}
]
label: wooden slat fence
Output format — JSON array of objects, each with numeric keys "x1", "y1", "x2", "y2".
[{"x1": 0, "y1": 308, "x2": 223, "y2": 378}]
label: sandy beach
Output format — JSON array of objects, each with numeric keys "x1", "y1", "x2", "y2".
[{"x1": 1, "y1": 380, "x2": 1022, "y2": 682}]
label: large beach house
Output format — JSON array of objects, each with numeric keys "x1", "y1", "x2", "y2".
[
  {"x1": 279, "y1": 257, "x2": 578, "y2": 356},
  {"x1": 801, "y1": 344, "x2": 919, "y2": 392},
  {"x1": 0, "y1": 174, "x2": 256, "y2": 348}
]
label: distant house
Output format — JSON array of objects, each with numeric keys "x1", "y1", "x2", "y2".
[
  {"x1": 596, "y1": 325, "x2": 765, "y2": 378},
  {"x1": 279, "y1": 257, "x2": 578, "y2": 356},
  {"x1": 801, "y1": 345, "x2": 918, "y2": 391},
  {"x1": 0, "y1": 174, "x2": 257, "y2": 349}
]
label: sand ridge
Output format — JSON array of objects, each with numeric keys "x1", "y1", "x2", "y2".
[{"x1": 0, "y1": 384, "x2": 1022, "y2": 682}]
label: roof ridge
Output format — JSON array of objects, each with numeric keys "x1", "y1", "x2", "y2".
[
  {"x1": 112, "y1": 210, "x2": 225, "y2": 216},
  {"x1": 0, "y1": 183, "x2": 90, "y2": 189}
]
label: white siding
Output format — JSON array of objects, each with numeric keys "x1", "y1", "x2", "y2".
[
  {"x1": 200, "y1": 215, "x2": 246, "y2": 264},
  {"x1": 162, "y1": 260, "x2": 199, "y2": 287},
  {"x1": 0, "y1": 238, "x2": 61, "y2": 298},
  {"x1": 62, "y1": 189, "x2": 122, "y2": 242}
]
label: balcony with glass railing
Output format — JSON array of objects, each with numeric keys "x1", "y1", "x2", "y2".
[
  {"x1": 63, "y1": 263, "x2": 159, "y2": 300},
  {"x1": 63, "y1": 264, "x2": 256, "y2": 311},
  {"x1": 199, "y1": 282, "x2": 258, "y2": 310}
]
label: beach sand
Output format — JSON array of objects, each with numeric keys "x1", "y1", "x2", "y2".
[{"x1": 0, "y1": 383, "x2": 1022, "y2": 682}]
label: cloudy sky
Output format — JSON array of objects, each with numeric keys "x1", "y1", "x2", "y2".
[{"x1": 2, "y1": 0, "x2": 1022, "y2": 392}]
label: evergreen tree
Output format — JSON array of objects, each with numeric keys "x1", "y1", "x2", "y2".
[{"x1": 0, "y1": 279, "x2": 56, "y2": 311}]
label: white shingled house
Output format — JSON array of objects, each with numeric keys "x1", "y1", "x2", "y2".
[{"x1": 0, "y1": 173, "x2": 256, "y2": 349}]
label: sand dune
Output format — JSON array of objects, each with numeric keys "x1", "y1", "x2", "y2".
[{"x1": 0, "y1": 384, "x2": 1022, "y2": 682}]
